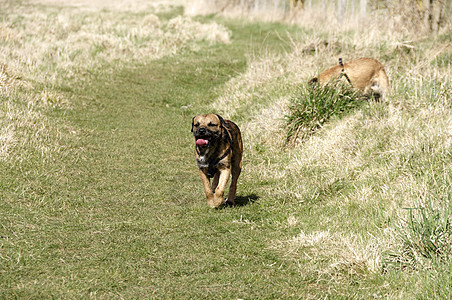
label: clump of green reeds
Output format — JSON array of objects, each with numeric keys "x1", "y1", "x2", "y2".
[
  {"x1": 384, "y1": 190, "x2": 452, "y2": 271},
  {"x1": 284, "y1": 82, "x2": 366, "y2": 144}
]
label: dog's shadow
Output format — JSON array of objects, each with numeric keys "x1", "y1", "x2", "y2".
[{"x1": 230, "y1": 193, "x2": 259, "y2": 207}]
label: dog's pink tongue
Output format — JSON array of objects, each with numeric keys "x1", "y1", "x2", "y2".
[{"x1": 196, "y1": 139, "x2": 208, "y2": 146}]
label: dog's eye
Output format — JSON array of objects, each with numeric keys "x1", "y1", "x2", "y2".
[
  {"x1": 208, "y1": 122, "x2": 217, "y2": 127},
  {"x1": 194, "y1": 122, "x2": 200, "y2": 127}
]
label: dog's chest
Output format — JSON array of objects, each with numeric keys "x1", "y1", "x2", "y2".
[
  {"x1": 197, "y1": 155, "x2": 209, "y2": 168},
  {"x1": 196, "y1": 147, "x2": 212, "y2": 168}
]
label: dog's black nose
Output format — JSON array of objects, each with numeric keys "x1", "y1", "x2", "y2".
[{"x1": 198, "y1": 127, "x2": 206, "y2": 135}]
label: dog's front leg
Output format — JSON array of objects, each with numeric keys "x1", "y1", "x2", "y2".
[
  {"x1": 226, "y1": 163, "x2": 241, "y2": 206},
  {"x1": 199, "y1": 169, "x2": 214, "y2": 207},
  {"x1": 212, "y1": 168, "x2": 231, "y2": 208},
  {"x1": 211, "y1": 172, "x2": 220, "y2": 193}
]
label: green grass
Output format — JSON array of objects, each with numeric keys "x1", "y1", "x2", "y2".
[
  {"x1": 0, "y1": 8, "x2": 311, "y2": 298},
  {"x1": 1, "y1": 2, "x2": 452, "y2": 298},
  {"x1": 384, "y1": 183, "x2": 452, "y2": 270},
  {"x1": 284, "y1": 83, "x2": 367, "y2": 144}
]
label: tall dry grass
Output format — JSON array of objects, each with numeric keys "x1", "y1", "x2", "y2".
[
  {"x1": 186, "y1": 0, "x2": 451, "y2": 35},
  {"x1": 0, "y1": 0, "x2": 231, "y2": 162},
  {"x1": 1, "y1": 0, "x2": 450, "y2": 290},
  {"x1": 201, "y1": 0, "x2": 451, "y2": 279}
]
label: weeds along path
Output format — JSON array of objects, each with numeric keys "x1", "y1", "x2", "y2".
[{"x1": 1, "y1": 20, "x2": 307, "y2": 298}]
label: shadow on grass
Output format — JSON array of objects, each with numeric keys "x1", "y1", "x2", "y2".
[{"x1": 232, "y1": 193, "x2": 259, "y2": 207}]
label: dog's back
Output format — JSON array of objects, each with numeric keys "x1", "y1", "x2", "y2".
[
  {"x1": 224, "y1": 119, "x2": 243, "y2": 165},
  {"x1": 311, "y1": 57, "x2": 389, "y2": 99}
]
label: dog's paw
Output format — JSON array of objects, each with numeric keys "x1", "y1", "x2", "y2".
[
  {"x1": 225, "y1": 197, "x2": 234, "y2": 206},
  {"x1": 208, "y1": 195, "x2": 225, "y2": 208}
]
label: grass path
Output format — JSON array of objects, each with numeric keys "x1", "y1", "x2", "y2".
[
  {"x1": 2, "y1": 20, "x2": 312, "y2": 298},
  {"x1": 2, "y1": 5, "x2": 451, "y2": 298}
]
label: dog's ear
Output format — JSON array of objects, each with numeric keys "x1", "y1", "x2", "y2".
[
  {"x1": 216, "y1": 114, "x2": 230, "y2": 142},
  {"x1": 191, "y1": 116, "x2": 196, "y2": 132},
  {"x1": 309, "y1": 77, "x2": 318, "y2": 84},
  {"x1": 216, "y1": 114, "x2": 226, "y2": 128}
]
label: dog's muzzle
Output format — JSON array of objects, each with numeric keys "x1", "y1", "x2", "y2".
[
  {"x1": 197, "y1": 127, "x2": 207, "y2": 136},
  {"x1": 194, "y1": 127, "x2": 219, "y2": 144}
]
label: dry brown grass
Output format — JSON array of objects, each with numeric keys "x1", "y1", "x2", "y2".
[
  {"x1": 0, "y1": 0, "x2": 231, "y2": 162},
  {"x1": 271, "y1": 228, "x2": 394, "y2": 276},
  {"x1": 1, "y1": 0, "x2": 451, "y2": 292},
  {"x1": 31, "y1": 0, "x2": 184, "y2": 12},
  {"x1": 204, "y1": 1, "x2": 451, "y2": 278}
]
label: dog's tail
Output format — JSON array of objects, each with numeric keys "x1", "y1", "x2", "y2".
[
  {"x1": 371, "y1": 68, "x2": 390, "y2": 100},
  {"x1": 378, "y1": 69, "x2": 390, "y2": 94}
]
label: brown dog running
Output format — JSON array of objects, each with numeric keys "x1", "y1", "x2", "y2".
[
  {"x1": 310, "y1": 57, "x2": 390, "y2": 99},
  {"x1": 191, "y1": 114, "x2": 243, "y2": 208}
]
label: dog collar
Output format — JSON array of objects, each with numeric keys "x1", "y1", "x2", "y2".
[
  {"x1": 196, "y1": 126, "x2": 233, "y2": 178},
  {"x1": 337, "y1": 57, "x2": 352, "y2": 85}
]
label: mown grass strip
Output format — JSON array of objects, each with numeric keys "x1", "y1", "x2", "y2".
[{"x1": 0, "y1": 13, "x2": 312, "y2": 298}]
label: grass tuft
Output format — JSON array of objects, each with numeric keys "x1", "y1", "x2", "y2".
[
  {"x1": 384, "y1": 187, "x2": 452, "y2": 270},
  {"x1": 284, "y1": 83, "x2": 367, "y2": 144}
]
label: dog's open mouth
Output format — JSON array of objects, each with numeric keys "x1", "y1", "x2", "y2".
[{"x1": 195, "y1": 138, "x2": 209, "y2": 146}]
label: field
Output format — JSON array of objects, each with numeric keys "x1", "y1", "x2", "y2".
[{"x1": 1, "y1": 0, "x2": 451, "y2": 298}]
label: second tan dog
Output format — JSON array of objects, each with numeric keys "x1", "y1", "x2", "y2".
[
  {"x1": 310, "y1": 57, "x2": 390, "y2": 99},
  {"x1": 191, "y1": 114, "x2": 243, "y2": 208}
]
